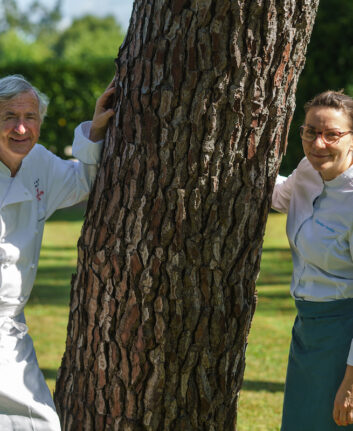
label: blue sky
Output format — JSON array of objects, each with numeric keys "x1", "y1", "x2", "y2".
[{"x1": 17, "y1": 0, "x2": 134, "y2": 29}]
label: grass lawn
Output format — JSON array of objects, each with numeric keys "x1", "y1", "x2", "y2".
[
  {"x1": 237, "y1": 212, "x2": 295, "y2": 431},
  {"x1": 26, "y1": 206, "x2": 85, "y2": 390},
  {"x1": 25, "y1": 209, "x2": 294, "y2": 430}
]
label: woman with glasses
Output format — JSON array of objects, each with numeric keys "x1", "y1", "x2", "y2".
[{"x1": 272, "y1": 91, "x2": 353, "y2": 430}]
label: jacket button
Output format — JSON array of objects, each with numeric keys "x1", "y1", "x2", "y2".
[{"x1": 31, "y1": 264, "x2": 35, "y2": 269}]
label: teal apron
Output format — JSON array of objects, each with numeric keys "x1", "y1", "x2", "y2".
[{"x1": 282, "y1": 298, "x2": 353, "y2": 431}]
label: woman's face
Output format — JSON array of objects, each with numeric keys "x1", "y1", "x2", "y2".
[{"x1": 302, "y1": 107, "x2": 353, "y2": 180}]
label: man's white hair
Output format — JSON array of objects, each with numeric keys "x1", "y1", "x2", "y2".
[{"x1": 0, "y1": 74, "x2": 49, "y2": 121}]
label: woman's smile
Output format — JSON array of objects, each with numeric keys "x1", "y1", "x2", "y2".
[
  {"x1": 309, "y1": 152, "x2": 331, "y2": 158},
  {"x1": 302, "y1": 107, "x2": 353, "y2": 180}
]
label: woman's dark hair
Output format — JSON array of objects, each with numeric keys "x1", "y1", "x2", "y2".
[{"x1": 304, "y1": 90, "x2": 353, "y2": 127}]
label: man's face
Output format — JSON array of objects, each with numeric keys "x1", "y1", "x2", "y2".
[{"x1": 0, "y1": 90, "x2": 41, "y2": 174}]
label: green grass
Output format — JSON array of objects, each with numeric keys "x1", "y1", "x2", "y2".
[
  {"x1": 238, "y1": 213, "x2": 295, "y2": 431},
  {"x1": 26, "y1": 206, "x2": 85, "y2": 389},
  {"x1": 25, "y1": 209, "x2": 294, "y2": 430}
]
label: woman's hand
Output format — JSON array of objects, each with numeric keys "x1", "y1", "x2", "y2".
[
  {"x1": 333, "y1": 365, "x2": 353, "y2": 426},
  {"x1": 89, "y1": 79, "x2": 116, "y2": 142}
]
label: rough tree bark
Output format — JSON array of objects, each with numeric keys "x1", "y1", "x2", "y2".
[{"x1": 54, "y1": 1, "x2": 319, "y2": 429}]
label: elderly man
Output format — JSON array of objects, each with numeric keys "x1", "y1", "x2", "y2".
[{"x1": 0, "y1": 75, "x2": 114, "y2": 430}]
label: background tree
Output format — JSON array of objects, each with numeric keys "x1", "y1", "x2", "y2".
[
  {"x1": 282, "y1": 0, "x2": 353, "y2": 174},
  {"x1": 54, "y1": 0, "x2": 319, "y2": 429},
  {"x1": 0, "y1": 0, "x2": 124, "y2": 157},
  {"x1": 0, "y1": 0, "x2": 62, "y2": 39},
  {"x1": 0, "y1": 28, "x2": 52, "y2": 62},
  {"x1": 0, "y1": 0, "x2": 125, "y2": 64},
  {"x1": 0, "y1": 0, "x2": 63, "y2": 62},
  {"x1": 53, "y1": 15, "x2": 125, "y2": 63},
  {"x1": 2, "y1": 0, "x2": 352, "y2": 174}
]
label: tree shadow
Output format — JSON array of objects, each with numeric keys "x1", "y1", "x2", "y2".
[
  {"x1": 41, "y1": 245, "x2": 77, "y2": 252},
  {"x1": 257, "y1": 279, "x2": 292, "y2": 287},
  {"x1": 243, "y1": 380, "x2": 285, "y2": 393},
  {"x1": 41, "y1": 368, "x2": 58, "y2": 381},
  {"x1": 47, "y1": 204, "x2": 85, "y2": 222},
  {"x1": 263, "y1": 247, "x2": 291, "y2": 253},
  {"x1": 30, "y1": 277, "x2": 72, "y2": 306},
  {"x1": 258, "y1": 291, "x2": 291, "y2": 300}
]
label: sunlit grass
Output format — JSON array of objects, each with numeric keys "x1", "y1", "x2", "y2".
[
  {"x1": 25, "y1": 209, "x2": 294, "y2": 430},
  {"x1": 238, "y1": 213, "x2": 295, "y2": 431},
  {"x1": 26, "y1": 206, "x2": 84, "y2": 392}
]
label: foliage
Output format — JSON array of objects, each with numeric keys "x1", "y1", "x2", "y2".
[
  {"x1": 0, "y1": 0, "x2": 123, "y2": 156},
  {"x1": 0, "y1": 0, "x2": 124, "y2": 64},
  {"x1": 0, "y1": 60, "x2": 115, "y2": 157},
  {"x1": 2, "y1": 0, "x2": 352, "y2": 175},
  {"x1": 0, "y1": 0, "x2": 62, "y2": 38},
  {"x1": 0, "y1": 0, "x2": 63, "y2": 63},
  {"x1": 53, "y1": 15, "x2": 124, "y2": 62},
  {"x1": 0, "y1": 29, "x2": 52, "y2": 63},
  {"x1": 281, "y1": 0, "x2": 353, "y2": 175}
]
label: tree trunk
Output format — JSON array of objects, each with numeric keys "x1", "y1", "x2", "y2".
[{"x1": 54, "y1": 1, "x2": 319, "y2": 429}]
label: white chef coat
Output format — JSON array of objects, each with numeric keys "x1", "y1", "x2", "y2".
[
  {"x1": 272, "y1": 157, "x2": 353, "y2": 364},
  {"x1": 0, "y1": 121, "x2": 102, "y2": 430}
]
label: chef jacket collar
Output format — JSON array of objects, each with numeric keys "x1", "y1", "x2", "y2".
[
  {"x1": 0, "y1": 159, "x2": 12, "y2": 177},
  {"x1": 323, "y1": 163, "x2": 353, "y2": 189},
  {"x1": 0, "y1": 144, "x2": 37, "y2": 179},
  {"x1": 0, "y1": 151, "x2": 35, "y2": 207},
  {"x1": 0, "y1": 176, "x2": 33, "y2": 207}
]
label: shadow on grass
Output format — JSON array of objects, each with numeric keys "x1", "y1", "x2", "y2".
[
  {"x1": 47, "y1": 204, "x2": 85, "y2": 222},
  {"x1": 30, "y1": 281, "x2": 72, "y2": 306},
  {"x1": 36, "y1": 265, "x2": 75, "y2": 278},
  {"x1": 41, "y1": 368, "x2": 58, "y2": 380},
  {"x1": 256, "y1": 287, "x2": 296, "y2": 314},
  {"x1": 257, "y1": 279, "x2": 292, "y2": 287},
  {"x1": 243, "y1": 380, "x2": 285, "y2": 393},
  {"x1": 38, "y1": 256, "x2": 77, "y2": 263},
  {"x1": 258, "y1": 247, "x2": 292, "y2": 286},
  {"x1": 41, "y1": 245, "x2": 77, "y2": 252},
  {"x1": 257, "y1": 290, "x2": 291, "y2": 300},
  {"x1": 263, "y1": 247, "x2": 290, "y2": 253}
]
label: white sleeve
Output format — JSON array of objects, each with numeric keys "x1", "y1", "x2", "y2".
[
  {"x1": 44, "y1": 121, "x2": 103, "y2": 219},
  {"x1": 271, "y1": 169, "x2": 297, "y2": 214},
  {"x1": 71, "y1": 121, "x2": 103, "y2": 164}
]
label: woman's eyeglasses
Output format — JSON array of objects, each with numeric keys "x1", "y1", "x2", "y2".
[{"x1": 300, "y1": 126, "x2": 353, "y2": 145}]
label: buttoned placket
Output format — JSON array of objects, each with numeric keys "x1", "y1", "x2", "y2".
[
  {"x1": 0, "y1": 170, "x2": 35, "y2": 319},
  {"x1": 290, "y1": 180, "x2": 324, "y2": 298},
  {"x1": 289, "y1": 164, "x2": 353, "y2": 301},
  {"x1": 0, "y1": 177, "x2": 14, "y2": 243}
]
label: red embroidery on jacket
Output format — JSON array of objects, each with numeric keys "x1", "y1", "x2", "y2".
[
  {"x1": 36, "y1": 190, "x2": 44, "y2": 201},
  {"x1": 34, "y1": 179, "x2": 44, "y2": 201}
]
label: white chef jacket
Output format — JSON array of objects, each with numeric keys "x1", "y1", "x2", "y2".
[
  {"x1": 0, "y1": 121, "x2": 102, "y2": 430},
  {"x1": 272, "y1": 157, "x2": 353, "y2": 365}
]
